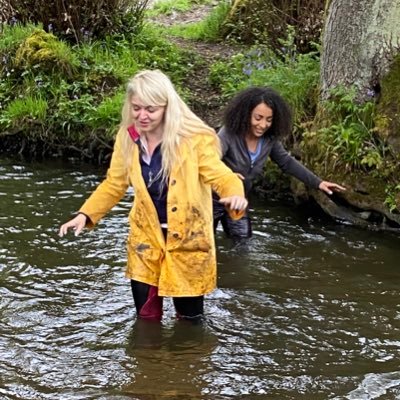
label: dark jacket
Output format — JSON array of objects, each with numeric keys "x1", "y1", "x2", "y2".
[{"x1": 218, "y1": 126, "x2": 322, "y2": 194}]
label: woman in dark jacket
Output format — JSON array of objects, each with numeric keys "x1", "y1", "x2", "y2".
[{"x1": 213, "y1": 86, "x2": 345, "y2": 239}]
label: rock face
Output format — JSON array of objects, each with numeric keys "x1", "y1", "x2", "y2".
[
  {"x1": 271, "y1": 169, "x2": 398, "y2": 231},
  {"x1": 311, "y1": 188, "x2": 400, "y2": 232}
]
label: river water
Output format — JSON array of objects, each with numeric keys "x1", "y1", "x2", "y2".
[{"x1": 0, "y1": 157, "x2": 399, "y2": 400}]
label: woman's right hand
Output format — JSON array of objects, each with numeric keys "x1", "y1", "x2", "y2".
[
  {"x1": 58, "y1": 213, "x2": 87, "y2": 237},
  {"x1": 219, "y1": 195, "x2": 248, "y2": 211}
]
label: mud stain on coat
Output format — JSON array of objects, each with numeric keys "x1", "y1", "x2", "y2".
[
  {"x1": 136, "y1": 243, "x2": 151, "y2": 253},
  {"x1": 177, "y1": 205, "x2": 211, "y2": 253}
]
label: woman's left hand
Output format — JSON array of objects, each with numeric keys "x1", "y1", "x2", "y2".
[
  {"x1": 318, "y1": 181, "x2": 346, "y2": 195},
  {"x1": 219, "y1": 195, "x2": 248, "y2": 211}
]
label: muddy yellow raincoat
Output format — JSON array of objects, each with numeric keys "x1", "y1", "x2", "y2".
[{"x1": 79, "y1": 128, "x2": 245, "y2": 297}]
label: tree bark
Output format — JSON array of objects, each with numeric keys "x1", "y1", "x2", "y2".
[
  {"x1": 321, "y1": 0, "x2": 400, "y2": 101},
  {"x1": 0, "y1": 0, "x2": 14, "y2": 24},
  {"x1": 299, "y1": 0, "x2": 400, "y2": 231}
]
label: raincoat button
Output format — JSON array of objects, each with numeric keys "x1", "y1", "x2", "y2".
[
  {"x1": 173, "y1": 233, "x2": 179, "y2": 239},
  {"x1": 171, "y1": 206, "x2": 177, "y2": 212},
  {"x1": 171, "y1": 179, "x2": 176, "y2": 185}
]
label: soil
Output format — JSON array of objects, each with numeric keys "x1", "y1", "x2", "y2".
[{"x1": 148, "y1": 1, "x2": 244, "y2": 128}]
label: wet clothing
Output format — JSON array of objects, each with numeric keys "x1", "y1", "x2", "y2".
[
  {"x1": 131, "y1": 228, "x2": 204, "y2": 321},
  {"x1": 213, "y1": 199, "x2": 252, "y2": 239},
  {"x1": 131, "y1": 280, "x2": 204, "y2": 321},
  {"x1": 131, "y1": 280, "x2": 164, "y2": 320},
  {"x1": 79, "y1": 126, "x2": 245, "y2": 297},
  {"x1": 214, "y1": 126, "x2": 322, "y2": 238}
]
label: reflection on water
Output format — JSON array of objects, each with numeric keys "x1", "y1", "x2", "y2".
[
  {"x1": 124, "y1": 319, "x2": 218, "y2": 399},
  {"x1": 0, "y1": 157, "x2": 400, "y2": 399}
]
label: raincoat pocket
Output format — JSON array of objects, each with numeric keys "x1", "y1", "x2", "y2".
[{"x1": 126, "y1": 235, "x2": 164, "y2": 284}]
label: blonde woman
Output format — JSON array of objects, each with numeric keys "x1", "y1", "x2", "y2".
[{"x1": 59, "y1": 70, "x2": 247, "y2": 322}]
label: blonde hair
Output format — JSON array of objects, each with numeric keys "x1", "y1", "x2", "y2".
[{"x1": 119, "y1": 69, "x2": 216, "y2": 181}]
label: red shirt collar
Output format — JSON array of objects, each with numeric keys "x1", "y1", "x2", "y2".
[{"x1": 127, "y1": 125, "x2": 140, "y2": 142}]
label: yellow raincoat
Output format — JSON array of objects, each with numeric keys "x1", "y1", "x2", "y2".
[{"x1": 79, "y1": 128, "x2": 245, "y2": 297}]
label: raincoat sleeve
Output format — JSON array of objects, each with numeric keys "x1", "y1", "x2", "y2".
[
  {"x1": 78, "y1": 130, "x2": 130, "y2": 227},
  {"x1": 197, "y1": 133, "x2": 245, "y2": 220}
]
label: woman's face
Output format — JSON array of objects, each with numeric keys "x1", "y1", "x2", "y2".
[
  {"x1": 249, "y1": 102, "x2": 273, "y2": 139},
  {"x1": 131, "y1": 95, "x2": 166, "y2": 136}
]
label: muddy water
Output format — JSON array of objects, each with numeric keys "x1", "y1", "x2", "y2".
[{"x1": 0, "y1": 157, "x2": 399, "y2": 399}]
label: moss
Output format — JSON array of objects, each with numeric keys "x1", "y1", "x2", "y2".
[
  {"x1": 375, "y1": 54, "x2": 400, "y2": 152},
  {"x1": 14, "y1": 29, "x2": 78, "y2": 78}
]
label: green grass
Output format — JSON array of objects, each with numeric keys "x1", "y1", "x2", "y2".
[
  {"x1": 85, "y1": 90, "x2": 125, "y2": 136},
  {"x1": 147, "y1": 0, "x2": 213, "y2": 16},
  {"x1": 77, "y1": 41, "x2": 139, "y2": 81},
  {"x1": 148, "y1": 0, "x2": 192, "y2": 16},
  {"x1": 165, "y1": 1, "x2": 230, "y2": 41},
  {"x1": 1, "y1": 96, "x2": 48, "y2": 129},
  {"x1": 0, "y1": 22, "x2": 192, "y2": 148},
  {"x1": 0, "y1": 23, "x2": 40, "y2": 53}
]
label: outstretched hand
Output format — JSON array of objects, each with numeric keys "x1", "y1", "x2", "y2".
[
  {"x1": 318, "y1": 181, "x2": 346, "y2": 196},
  {"x1": 58, "y1": 213, "x2": 87, "y2": 237},
  {"x1": 219, "y1": 195, "x2": 248, "y2": 211}
]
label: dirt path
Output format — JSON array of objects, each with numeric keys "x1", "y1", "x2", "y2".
[{"x1": 148, "y1": 2, "x2": 243, "y2": 128}]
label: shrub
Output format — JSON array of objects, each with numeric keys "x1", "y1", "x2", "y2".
[
  {"x1": 0, "y1": 23, "x2": 38, "y2": 74},
  {"x1": 0, "y1": 22, "x2": 192, "y2": 160},
  {"x1": 15, "y1": 29, "x2": 79, "y2": 77},
  {"x1": 131, "y1": 24, "x2": 190, "y2": 84},
  {"x1": 302, "y1": 87, "x2": 389, "y2": 173},
  {"x1": 209, "y1": 28, "x2": 320, "y2": 123},
  {"x1": 7, "y1": 0, "x2": 150, "y2": 43},
  {"x1": 222, "y1": 0, "x2": 324, "y2": 53}
]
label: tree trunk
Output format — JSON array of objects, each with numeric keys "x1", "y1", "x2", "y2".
[
  {"x1": 321, "y1": 0, "x2": 400, "y2": 102},
  {"x1": 299, "y1": 0, "x2": 400, "y2": 231},
  {"x1": 0, "y1": 0, "x2": 14, "y2": 24}
]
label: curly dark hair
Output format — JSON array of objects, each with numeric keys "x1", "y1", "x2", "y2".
[{"x1": 223, "y1": 87, "x2": 292, "y2": 139}]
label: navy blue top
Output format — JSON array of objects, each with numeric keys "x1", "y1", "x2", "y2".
[{"x1": 139, "y1": 144, "x2": 168, "y2": 224}]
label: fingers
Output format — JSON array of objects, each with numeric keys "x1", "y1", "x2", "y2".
[
  {"x1": 58, "y1": 214, "x2": 86, "y2": 237},
  {"x1": 332, "y1": 183, "x2": 346, "y2": 191},
  {"x1": 73, "y1": 224, "x2": 84, "y2": 237},
  {"x1": 319, "y1": 181, "x2": 347, "y2": 195},
  {"x1": 59, "y1": 221, "x2": 78, "y2": 237},
  {"x1": 320, "y1": 184, "x2": 334, "y2": 195},
  {"x1": 219, "y1": 196, "x2": 248, "y2": 211},
  {"x1": 58, "y1": 224, "x2": 68, "y2": 237}
]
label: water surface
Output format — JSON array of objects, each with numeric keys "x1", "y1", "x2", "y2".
[{"x1": 0, "y1": 157, "x2": 399, "y2": 399}]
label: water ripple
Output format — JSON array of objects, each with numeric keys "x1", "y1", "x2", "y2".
[{"x1": 1, "y1": 159, "x2": 400, "y2": 399}]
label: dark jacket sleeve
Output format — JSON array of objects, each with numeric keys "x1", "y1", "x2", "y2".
[
  {"x1": 217, "y1": 127, "x2": 230, "y2": 157},
  {"x1": 270, "y1": 140, "x2": 322, "y2": 189}
]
